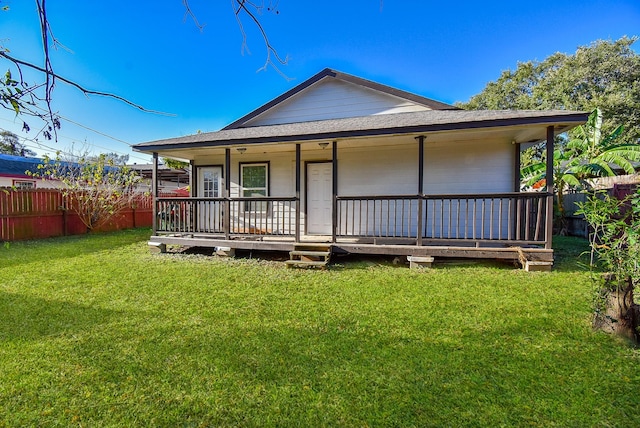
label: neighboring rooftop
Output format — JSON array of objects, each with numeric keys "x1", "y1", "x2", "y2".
[{"x1": 0, "y1": 153, "x2": 43, "y2": 177}]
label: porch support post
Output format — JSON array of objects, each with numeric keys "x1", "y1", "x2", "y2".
[
  {"x1": 224, "y1": 148, "x2": 231, "y2": 240},
  {"x1": 295, "y1": 143, "x2": 301, "y2": 242},
  {"x1": 416, "y1": 136, "x2": 425, "y2": 246},
  {"x1": 545, "y1": 126, "x2": 555, "y2": 249},
  {"x1": 189, "y1": 160, "x2": 196, "y2": 233},
  {"x1": 152, "y1": 152, "x2": 158, "y2": 234},
  {"x1": 189, "y1": 160, "x2": 195, "y2": 196},
  {"x1": 332, "y1": 140, "x2": 338, "y2": 243},
  {"x1": 513, "y1": 142, "x2": 521, "y2": 241},
  {"x1": 514, "y1": 142, "x2": 521, "y2": 192}
]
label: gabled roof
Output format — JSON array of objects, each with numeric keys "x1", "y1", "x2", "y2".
[
  {"x1": 223, "y1": 68, "x2": 459, "y2": 130},
  {"x1": 134, "y1": 109, "x2": 589, "y2": 153}
]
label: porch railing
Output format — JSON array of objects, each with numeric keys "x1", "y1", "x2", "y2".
[
  {"x1": 336, "y1": 192, "x2": 549, "y2": 245},
  {"x1": 156, "y1": 192, "x2": 550, "y2": 246},
  {"x1": 156, "y1": 197, "x2": 297, "y2": 236}
]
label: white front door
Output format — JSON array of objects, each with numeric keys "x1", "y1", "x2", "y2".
[
  {"x1": 197, "y1": 166, "x2": 223, "y2": 232},
  {"x1": 306, "y1": 162, "x2": 332, "y2": 235}
]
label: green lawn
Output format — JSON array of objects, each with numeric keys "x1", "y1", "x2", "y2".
[{"x1": 1, "y1": 229, "x2": 638, "y2": 427}]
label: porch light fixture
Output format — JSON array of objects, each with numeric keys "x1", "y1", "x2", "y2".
[
  {"x1": 236, "y1": 147, "x2": 247, "y2": 154},
  {"x1": 318, "y1": 142, "x2": 329, "y2": 149}
]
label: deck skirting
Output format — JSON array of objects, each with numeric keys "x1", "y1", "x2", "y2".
[{"x1": 148, "y1": 234, "x2": 553, "y2": 263}]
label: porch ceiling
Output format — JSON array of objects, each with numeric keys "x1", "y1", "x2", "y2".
[{"x1": 134, "y1": 110, "x2": 588, "y2": 160}]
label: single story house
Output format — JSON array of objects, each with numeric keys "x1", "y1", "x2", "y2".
[
  {"x1": 0, "y1": 153, "x2": 56, "y2": 189},
  {"x1": 132, "y1": 68, "x2": 589, "y2": 269}
]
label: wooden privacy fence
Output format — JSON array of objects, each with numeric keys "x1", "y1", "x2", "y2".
[{"x1": 0, "y1": 188, "x2": 156, "y2": 241}]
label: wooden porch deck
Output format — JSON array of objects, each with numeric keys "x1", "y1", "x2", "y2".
[{"x1": 150, "y1": 191, "x2": 554, "y2": 269}]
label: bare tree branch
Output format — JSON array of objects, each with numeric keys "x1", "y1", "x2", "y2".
[
  {"x1": 36, "y1": 0, "x2": 58, "y2": 139},
  {"x1": 0, "y1": 0, "x2": 172, "y2": 141},
  {"x1": 233, "y1": 0, "x2": 291, "y2": 78},
  {"x1": 182, "y1": 0, "x2": 291, "y2": 79},
  {"x1": 182, "y1": 0, "x2": 206, "y2": 31},
  {"x1": 0, "y1": 51, "x2": 172, "y2": 116},
  {"x1": 2, "y1": 0, "x2": 296, "y2": 143}
]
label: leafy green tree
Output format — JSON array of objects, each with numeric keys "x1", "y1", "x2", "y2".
[
  {"x1": 30, "y1": 152, "x2": 144, "y2": 232},
  {"x1": 92, "y1": 152, "x2": 129, "y2": 166},
  {"x1": 0, "y1": 130, "x2": 36, "y2": 156},
  {"x1": 162, "y1": 158, "x2": 189, "y2": 170},
  {"x1": 461, "y1": 37, "x2": 640, "y2": 145},
  {"x1": 521, "y1": 109, "x2": 640, "y2": 233}
]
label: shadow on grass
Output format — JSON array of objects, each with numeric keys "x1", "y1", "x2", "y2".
[
  {"x1": 0, "y1": 291, "x2": 119, "y2": 341},
  {"x1": 63, "y1": 310, "x2": 630, "y2": 426},
  {"x1": 0, "y1": 228, "x2": 151, "y2": 269},
  {"x1": 332, "y1": 253, "x2": 518, "y2": 271}
]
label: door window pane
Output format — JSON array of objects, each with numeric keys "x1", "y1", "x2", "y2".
[{"x1": 202, "y1": 169, "x2": 220, "y2": 197}]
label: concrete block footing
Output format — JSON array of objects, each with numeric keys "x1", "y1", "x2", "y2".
[
  {"x1": 407, "y1": 255, "x2": 434, "y2": 269},
  {"x1": 215, "y1": 246, "x2": 236, "y2": 257},
  {"x1": 148, "y1": 242, "x2": 166, "y2": 254}
]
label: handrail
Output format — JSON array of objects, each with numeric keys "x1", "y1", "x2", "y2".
[
  {"x1": 336, "y1": 192, "x2": 550, "y2": 201},
  {"x1": 157, "y1": 196, "x2": 297, "y2": 202}
]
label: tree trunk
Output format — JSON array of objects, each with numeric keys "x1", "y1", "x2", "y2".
[{"x1": 593, "y1": 276, "x2": 639, "y2": 343}]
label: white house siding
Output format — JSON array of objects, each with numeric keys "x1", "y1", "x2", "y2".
[
  {"x1": 422, "y1": 140, "x2": 514, "y2": 240},
  {"x1": 225, "y1": 152, "x2": 296, "y2": 235},
  {"x1": 193, "y1": 139, "x2": 514, "y2": 239},
  {"x1": 244, "y1": 79, "x2": 431, "y2": 127},
  {"x1": 337, "y1": 141, "x2": 419, "y2": 238},
  {"x1": 336, "y1": 139, "x2": 514, "y2": 239}
]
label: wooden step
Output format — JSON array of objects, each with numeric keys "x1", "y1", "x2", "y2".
[
  {"x1": 285, "y1": 260, "x2": 329, "y2": 269},
  {"x1": 287, "y1": 244, "x2": 332, "y2": 268},
  {"x1": 293, "y1": 244, "x2": 332, "y2": 252},
  {"x1": 289, "y1": 250, "x2": 331, "y2": 258}
]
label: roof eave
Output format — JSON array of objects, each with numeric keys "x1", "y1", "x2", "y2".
[{"x1": 133, "y1": 112, "x2": 589, "y2": 153}]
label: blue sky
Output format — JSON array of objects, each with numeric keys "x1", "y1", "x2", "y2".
[{"x1": 1, "y1": 0, "x2": 639, "y2": 164}]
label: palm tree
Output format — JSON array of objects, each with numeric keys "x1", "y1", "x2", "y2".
[{"x1": 522, "y1": 108, "x2": 640, "y2": 234}]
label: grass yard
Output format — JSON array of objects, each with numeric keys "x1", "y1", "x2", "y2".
[{"x1": 1, "y1": 228, "x2": 638, "y2": 427}]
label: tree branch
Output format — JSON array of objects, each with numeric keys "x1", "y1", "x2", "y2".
[
  {"x1": 233, "y1": 0, "x2": 290, "y2": 78},
  {"x1": 0, "y1": 51, "x2": 172, "y2": 116},
  {"x1": 36, "y1": 0, "x2": 58, "y2": 139},
  {"x1": 182, "y1": 0, "x2": 291, "y2": 79}
]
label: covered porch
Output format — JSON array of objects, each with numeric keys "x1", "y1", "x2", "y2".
[{"x1": 144, "y1": 126, "x2": 558, "y2": 268}]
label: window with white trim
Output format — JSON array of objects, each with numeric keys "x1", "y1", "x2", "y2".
[{"x1": 241, "y1": 163, "x2": 268, "y2": 212}]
